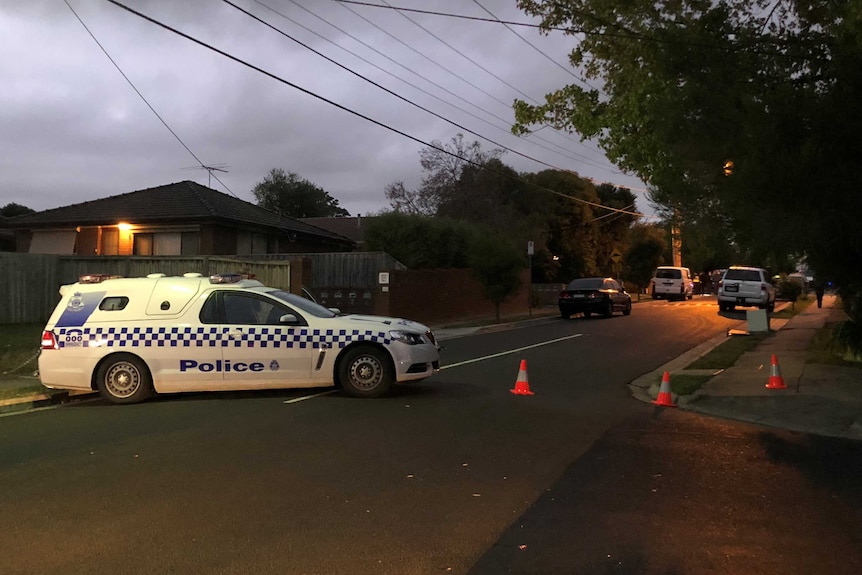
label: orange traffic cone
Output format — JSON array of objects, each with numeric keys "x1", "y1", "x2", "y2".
[
  {"x1": 652, "y1": 371, "x2": 676, "y2": 407},
  {"x1": 510, "y1": 359, "x2": 534, "y2": 395},
  {"x1": 765, "y1": 354, "x2": 787, "y2": 389}
]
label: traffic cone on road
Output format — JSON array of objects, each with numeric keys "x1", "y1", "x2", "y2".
[
  {"x1": 652, "y1": 371, "x2": 676, "y2": 407},
  {"x1": 765, "y1": 354, "x2": 787, "y2": 389},
  {"x1": 510, "y1": 359, "x2": 534, "y2": 395}
]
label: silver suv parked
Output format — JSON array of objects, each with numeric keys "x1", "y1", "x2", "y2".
[{"x1": 717, "y1": 266, "x2": 776, "y2": 312}]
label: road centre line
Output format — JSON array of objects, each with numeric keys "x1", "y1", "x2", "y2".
[
  {"x1": 440, "y1": 334, "x2": 584, "y2": 370},
  {"x1": 282, "y1": 334, "x2": 584, "y2": 403},
  {"x1": 284, "y1": 389, "x2": 339, "y2": 404}
]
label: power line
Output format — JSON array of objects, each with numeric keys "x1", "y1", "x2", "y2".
[
  {"x1": 264, "y1": 0, "x2": 614, "y2": 171},
  {"x1": 470, "y1": 0, "x2": 600, "y2": 92},
  {"x1": 63, "y1": 0, "x2": 240, "y2": 199},
  {"x1": 374, "y1": 0, "x2": 609, "y2": 158},
  {"x1": 228, "y1": 1, "x2": 617, "y2": 182},
  {"x1": 330, "y1": 0, "x2": 817, "y2": 60},
  {"x1": 101, "y1": 0, "x2": 644, "y2": 217}
]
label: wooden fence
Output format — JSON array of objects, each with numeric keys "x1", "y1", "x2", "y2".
[
  {"x1": 0, "y1": 254, "x2": 294, "y2": 324},
  {"x1": 1, "y1": 252, "x2": 551, "y2": 326}
]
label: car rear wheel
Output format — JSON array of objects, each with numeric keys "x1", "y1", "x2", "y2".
[
  {"x1": 95, "y1": 353, "x2": 153, "y2": 404},
  {"x1": 338, "y1": 345, "x2": 393, "y2": 398}
]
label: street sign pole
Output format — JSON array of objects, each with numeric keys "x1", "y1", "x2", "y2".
[{"x1": 527, "y1": 241, "x2": 534, "y2": 316}]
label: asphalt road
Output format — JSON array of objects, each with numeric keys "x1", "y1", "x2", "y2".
[{"x1": 2, "y1": 298, "x2": 860, "y2": 574}]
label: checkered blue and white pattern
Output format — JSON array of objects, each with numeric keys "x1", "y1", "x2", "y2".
[{"x1": 54, "y1": 326, "x2": 391, "y2": 349}]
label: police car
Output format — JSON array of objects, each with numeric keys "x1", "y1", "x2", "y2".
[{"x1": 39, "y1": 273, "x2": 440, "y2": 404}]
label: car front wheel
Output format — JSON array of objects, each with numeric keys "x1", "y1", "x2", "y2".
[{"x1": 338, "y1": 345, "x2": 393, "y2": 398}]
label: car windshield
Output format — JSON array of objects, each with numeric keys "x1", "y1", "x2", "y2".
[
  {"x1": 656, "y1": 269, "x2": 682, "y2": 279},
  {"x1": 268, "y1": 290, "x2": 337, "y2": 318},
  {"x1": 725, "y1": 269, "x2": 762, "y2": 282},
  {"x1": 567, "y1": 278, "x2": 604, "y2": 290}
]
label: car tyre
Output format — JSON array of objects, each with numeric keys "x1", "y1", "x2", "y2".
[
  {"x1": 561, "y1": 311, "x2": 571, "y2": 320},
  {"x1": 623, "y1": 301, "x2": 632, "y2": 316},
  {"x1": 583, "y1": 310, "x2": 592, "y2": 318},
  {"x1": 603, "y1": 301, "x2": 614, "y2": 317},
  {"x1": 95, "y1": 353, "x2": 153, "y2": 404},
  {"x1": 338, "y1": 345, "x2": 393, "y2": 398}
]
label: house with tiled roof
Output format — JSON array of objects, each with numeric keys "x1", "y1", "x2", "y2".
[{"x1": 3, "y1": 181, "x2": 354, "y2": 255}]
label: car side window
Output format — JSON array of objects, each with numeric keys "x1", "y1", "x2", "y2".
[
  {"x1": 223, "y1": 293, "x2": 269, "y2": 325},
  {"x1": 200, "y1": 293, "x2": 220, "y2": 324}
]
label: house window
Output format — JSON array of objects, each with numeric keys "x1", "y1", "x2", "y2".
[
  {"x1": 237, "y1": 232, "x2": 269, "y2": 255},
  {"x1": 29, "y1": 230, "x2": 78, "y2": 254},
  {"x1": 134, "y1": 233, "x2": 154, "y2": 256},
  {"x1": 153, "y1": 232, "x2": 181, "y2": 255},
  {"x1": 237, "y1": 232, "x2": 252, "y2": 255},
  {"x1": 133, "y1": 232, "x2": 198, "y2": 255},
  {"x1": 181, "y1": 231, "x2": 199, "y2": 255}
]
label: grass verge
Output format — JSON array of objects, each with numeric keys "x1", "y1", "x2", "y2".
[
  {"x1": 807, "y1": 323, "x2": 862, "y2": 367},
  {"x1": 0, "y1": 383, "x2": 47, "y2": 401},
  {"x1": 670, "y1": 374, "x2": 714, "y2": 396},
  {"x1": 0, "y1": 323, "x2": 44, "y2": 375},
  {"x1": 686, "y1": 331, "x2": 771, "y2": 370}
]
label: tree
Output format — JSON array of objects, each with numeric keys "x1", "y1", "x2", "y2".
[
  {"x1": 469, "y1": 233, "x2": 525, "y2": 322},
  {"x1": 385, "y1": 134, "x2": 503, "y2": 215},
  {"x1": 523, "y1": 169, "x2": 604, "y2": 281},
  {"x1": 623, "y1": 224, "x2": 667, "y2": 300},
  {"x1": 513, "y1": 0, "x2": 862, "y2": 337},
  {"x1": 0, "y1": 203, "x2": 35, "y2": 218},
  {"x1": 252, "y1": 169, "x2": 348, "y2": 218},
  {"x1": 363, "y1": 212, "x2": 477, "y2": 269}
]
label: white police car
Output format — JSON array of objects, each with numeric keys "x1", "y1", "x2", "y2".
[{"x1": 39, "y1": 273, "x2": 440, "y2": 404}]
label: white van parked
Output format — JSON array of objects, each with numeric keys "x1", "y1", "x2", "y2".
[{"x1": 652, "y1": 266, "x2": 694, "y2": 301}]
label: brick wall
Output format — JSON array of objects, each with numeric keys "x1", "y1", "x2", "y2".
[
  {"x1": 306, "y1": 268, "x2": 532, "y2": 325},
  {"x1": 384, "y1": 268, "x2": 531, "y2": 326}
]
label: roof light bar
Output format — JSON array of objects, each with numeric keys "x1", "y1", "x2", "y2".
[{"x1": 79, "y1": 274, "x2": 123, "y2": 284}]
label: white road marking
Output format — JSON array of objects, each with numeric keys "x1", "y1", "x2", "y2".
[
  {"x1": 284, "y1": 389, "x2": 339, "y2": 404},
  {"x1": 441, "y1": 334, "x2": 584, "y2": 370}
]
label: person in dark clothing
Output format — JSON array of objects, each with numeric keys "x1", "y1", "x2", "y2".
[{"x1": 813, "y1": 278, "x2": 826, "y2": 308}]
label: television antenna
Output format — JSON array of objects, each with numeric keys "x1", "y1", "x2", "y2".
[{"x1": 181, "y1": 163, "x2": 229, "y2": 187}]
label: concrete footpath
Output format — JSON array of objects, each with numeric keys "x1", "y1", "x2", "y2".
[
  {"x1": 630, "y1": 293, "x2": 862, "y2": 440},
  {"x1": 3, "y1": 298, "x2": 861, "y2": 442}
]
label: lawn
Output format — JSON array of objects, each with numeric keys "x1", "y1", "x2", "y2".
[{"x1": 0, "y1": 323, "x2": 44, "y2": 375}]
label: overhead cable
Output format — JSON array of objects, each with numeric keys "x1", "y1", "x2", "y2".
[{"x1": 102, "y1": 0, "x2": 643, "y2": 216}]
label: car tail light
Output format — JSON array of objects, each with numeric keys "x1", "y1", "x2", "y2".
[
  {"x1": 41, "y1": 330, "x2": 59, "y2": 350},
  {"x1": 761, "y1": 283, "x2": 769, "y2": 291}
]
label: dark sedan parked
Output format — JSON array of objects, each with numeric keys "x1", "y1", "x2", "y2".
[{"x1": 558, "y1": 277, "x2": 632, "y2": 319}]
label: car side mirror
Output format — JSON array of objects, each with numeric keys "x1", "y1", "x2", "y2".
[{"x1": 279, "y1": 313, "x2": 300, "y2": 324}]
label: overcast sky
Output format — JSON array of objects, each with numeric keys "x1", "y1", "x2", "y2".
[{"x1": 1, "y1": 0, "x2": 653, "y2": 219}]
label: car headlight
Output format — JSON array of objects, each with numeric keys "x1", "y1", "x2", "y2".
[{"x1": 389, "y1": 330, "x2": 425, "y2": 345}]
